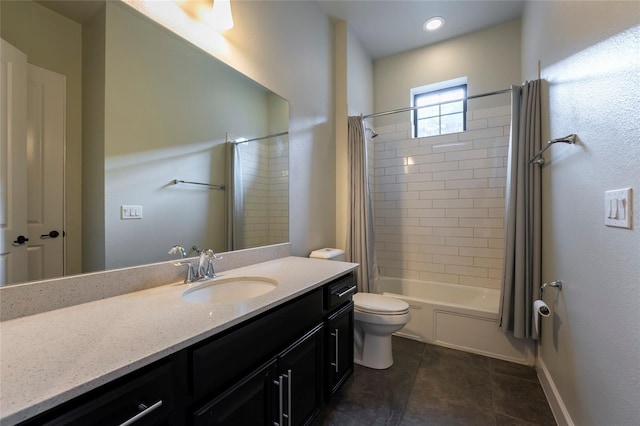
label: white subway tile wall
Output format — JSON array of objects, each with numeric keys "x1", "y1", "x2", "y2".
[
  {"x1": 370, "y1": 105, "x2": 510, "y2": 289},
  {"x1": 268, "y1": 140, "x2": 289, "y2": 244},
  {"x1": 240, "y1": 137, "x2": 289, "y2": 248}
]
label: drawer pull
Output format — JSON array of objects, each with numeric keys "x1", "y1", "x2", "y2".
[
  {"x1": 119, "y1": 400, "x2": 162, "y2": 426},
  {"x1": 282, "y1": 369, "x2": 292, "y2": 426},
  {"x1": 330, "y1": 329, "x2": 339, "y2": 373},
  {"x1": 334, "y1": 285, "x2": 356, "y2": 298},
  {"x1": 275, "y1": 375, "x2": 284, "y2": 426}
]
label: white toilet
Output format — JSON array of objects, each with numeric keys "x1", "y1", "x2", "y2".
[
  {"x1": 352, "y1": 292, "x2": 410, "y2": 369},
  {"x1": 309, "y1": 248, "x2": 411, "y2": 370}
]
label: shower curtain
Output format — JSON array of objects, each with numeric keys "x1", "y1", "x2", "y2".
[
  {"x1": 226, "y1": 142, "x2": 244, "y2": 251},
  {"x1": 499, "y1": 80, "x2": 542, "y2": 339},
  {"x1": 346, "y1": 116, "x2": 378, "y2": 293}
]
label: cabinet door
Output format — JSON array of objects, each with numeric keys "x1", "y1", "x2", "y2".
[
  {"x1": 193, "y1": 359, "x2": 278, "y2": 426},
  {"x1": 278, "y1": 324, "x2": 324, "y2": 426},
  {"x1": 326, "y1": 301, "x2": 354, "y2": 398}
]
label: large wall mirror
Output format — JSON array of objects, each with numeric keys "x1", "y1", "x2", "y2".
[{"x1": 0, "y1": 0, "x2": 289, "y2": 286}]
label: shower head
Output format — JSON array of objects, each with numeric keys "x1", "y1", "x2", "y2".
[{"x1": 365, "y1": 127, "x2": 379, "y2": 138}]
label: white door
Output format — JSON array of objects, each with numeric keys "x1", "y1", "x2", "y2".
[
  {"x1": 0, "y1": 39, "x2": 28, "y2": 285},
  {"x1": 26, "y1": 64, "x2": 65, "y2": 281}
]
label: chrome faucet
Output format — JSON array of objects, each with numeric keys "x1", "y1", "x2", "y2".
[
  {"x1": 169, "y1": 245, "x2": 222, "y2": 283},
  {"x1": 175, "y1": 260, "x2": 197, "y2": 283},
  {"x1": 169, "y1": 245, "x2": 199, "y2": 283},
  {"x1": 199, "y1": 249, "x2": 222, "y2": 279}
]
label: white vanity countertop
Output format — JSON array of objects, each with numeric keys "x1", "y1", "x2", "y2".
[{"x1": 0, "y1": 256, "x2": 358, "y2": 425}]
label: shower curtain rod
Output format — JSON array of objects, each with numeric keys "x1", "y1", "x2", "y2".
[
  {"x1": 232, "y1": 131, "x2": 289, "y2": 144},
  {"x1": 363, "y1": 88, "x2": 512, "y2": 119}
]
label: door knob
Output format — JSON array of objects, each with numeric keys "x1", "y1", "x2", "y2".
[
  {"x1": 12, "y1": 235, "x2": 29, "y2": 246},
  {"x1": 40, "y1": 230, "x2": 60, "y2": 239}
]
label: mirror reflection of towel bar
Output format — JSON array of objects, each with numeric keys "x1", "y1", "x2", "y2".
[{"x1": 172, "y1": 179, "x2": 226, "y2": 190}]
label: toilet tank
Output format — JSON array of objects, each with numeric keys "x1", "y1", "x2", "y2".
[{"x1": 309, "y1": 248, "x2": 345, "y2": 261}]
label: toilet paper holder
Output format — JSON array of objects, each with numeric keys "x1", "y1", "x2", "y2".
[{"x1": 540, "y1": 280, "x2": 563, "y2": 295}]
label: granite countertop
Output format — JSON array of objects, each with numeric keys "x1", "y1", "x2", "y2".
[{"x1": 0, "y1": 256, "x2": 358, "y2": 425}]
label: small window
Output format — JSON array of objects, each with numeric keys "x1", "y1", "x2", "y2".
[{"x1": 413, "y1": 84, "x2": 467, "y2": 138}]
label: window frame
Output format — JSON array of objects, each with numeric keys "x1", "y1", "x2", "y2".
[{"x1": 413, "y1": 84, "x2": 467, "y2": 138}]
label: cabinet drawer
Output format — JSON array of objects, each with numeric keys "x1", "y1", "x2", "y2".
[
  {"x1": 324, "y1": 273, "x2": 356, "y2": 312},
  {"x1": 191, "y1": 288, "x2": 323, "y2": 399},
  {"x1": 27, "y1": 362, "x2": 175, "y2": 426}
]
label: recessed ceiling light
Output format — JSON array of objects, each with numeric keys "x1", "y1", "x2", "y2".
[{"x1": 423, "y1": 17, "x2": 444, "y2": 31}]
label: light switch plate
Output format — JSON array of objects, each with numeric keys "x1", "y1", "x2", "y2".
[
  {"x1": 604, "y1": 188, "x2": 632, "y2": 229},
  {"x1": 121, "y1": 205, "x2": 143, "y2": 220}
]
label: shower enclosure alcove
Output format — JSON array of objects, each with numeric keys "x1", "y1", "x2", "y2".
[{"x1": 366, "y1": 100, "x2": 535, "y2": 364}]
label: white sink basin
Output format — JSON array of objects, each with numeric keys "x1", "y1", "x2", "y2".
[{"x1": 181, "y1": 276, "x2": 278, "y2": 304}]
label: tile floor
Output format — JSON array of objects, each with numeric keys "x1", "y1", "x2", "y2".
[{"x1": 315, "y1": 337, "x2": 556, "y2": 426}]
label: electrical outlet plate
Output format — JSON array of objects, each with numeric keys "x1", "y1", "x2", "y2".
[
  {"x1": 121, "y1": 205, "x2": 143, "y2": 220},
  {"x1": 604, "y1": 188, "x2": 632, "y2": 229}
]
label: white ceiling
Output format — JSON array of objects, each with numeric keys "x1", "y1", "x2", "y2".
[
  {"x1": 36, "y1": 0, "x2": 525, "y2": 59},
  {"x1": 316, "y1": 0, "x2": 526, "y2": 59}
]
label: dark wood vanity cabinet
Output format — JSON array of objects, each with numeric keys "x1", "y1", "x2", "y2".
[{"x1": 18, "y1": 272, "x2": 354, "y2": 426}]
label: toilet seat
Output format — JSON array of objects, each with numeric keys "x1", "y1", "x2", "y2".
[{"x1": 353, "y1": 293, "x2": 409, "y2": 316}]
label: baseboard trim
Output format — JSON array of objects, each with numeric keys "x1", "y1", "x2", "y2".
[{"x1": 536, "y1": 356, "x2": 575, "y2": 426}]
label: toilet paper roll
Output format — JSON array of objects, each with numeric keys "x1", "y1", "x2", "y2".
[{"x1": 532, "y1": 299, "x2": 550, "y2": 339}]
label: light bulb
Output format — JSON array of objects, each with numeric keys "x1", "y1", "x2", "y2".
[
  {"x1": 424, "y1": 17, "x2": 444, "y2": 31},
  {"x1": 209, "y1": 0, "x2": 234, "y2": 30}
]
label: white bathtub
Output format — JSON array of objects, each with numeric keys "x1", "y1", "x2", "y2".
[{"x1": 378, "y1": 276, "x2": 535, "y2": 365}]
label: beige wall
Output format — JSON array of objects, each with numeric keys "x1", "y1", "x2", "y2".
[
  {"x1": 522, "y1": 1, "x2": 640, "y2": 425},
  {"x1": 373, "y1": 19, "x2": 521, "y2": 128},
  {"x1": 0, "y1": 0, "x2": 83, "y2": 275},
  {"x1": 347, "y1": 29, "x2": 374, "y2": 116},
  {"x1": 335, "y1": 22, "x2": 375, "y2": 253},
  {"x1": 82, "y1": 6, "x2": 107, "y2": 272},
  {"x1": 334, "y1": 20, "x2": 349, "y2": 253}
]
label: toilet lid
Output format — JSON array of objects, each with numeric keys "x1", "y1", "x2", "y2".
[{"x1": 353, "y1": 293, "x2": 409, "y2": 315}]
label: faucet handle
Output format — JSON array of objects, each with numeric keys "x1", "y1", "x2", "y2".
[
  {"x1": 202, "y1": 249, "x2": 220, "y2": 278},
  {"x1": 205, "y1": 249, "x2": 223, "y2": 260},
  {"x1": 168, "y1": 245, "x2": 187, "y2": 258}
]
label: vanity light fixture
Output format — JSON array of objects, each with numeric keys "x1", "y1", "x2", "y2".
[
  {"x1": 423, "y1": 16, "x2": 444, "y2": 31},
  {"x1": 178, "y1": 0, "x2": 234, "y2": 31},
  {"x1": 209, "y1": 0, "x2": 234, "y2": 30}
]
